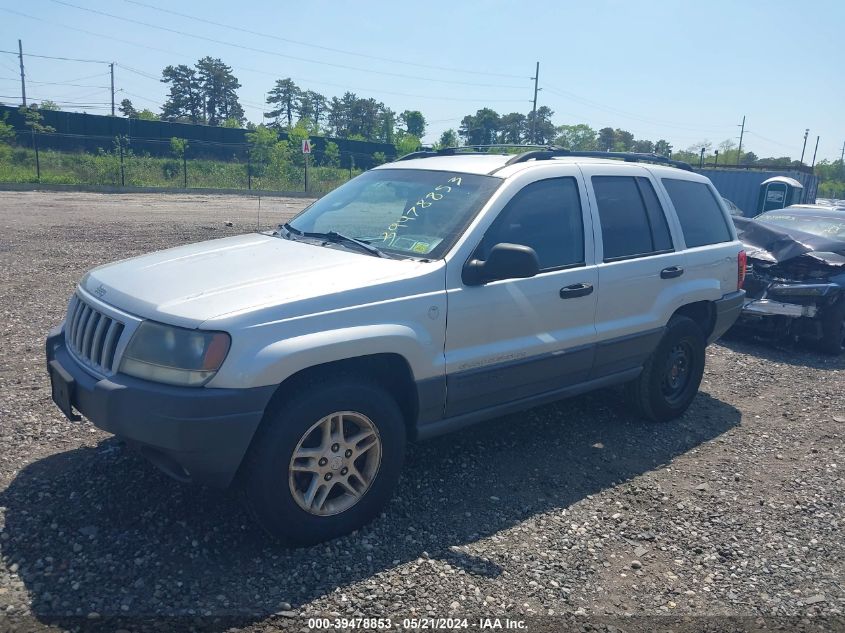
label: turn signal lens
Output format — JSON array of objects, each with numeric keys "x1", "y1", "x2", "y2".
[{"x1": 737, "y1": 250, "x2": 747, "y2": 290}]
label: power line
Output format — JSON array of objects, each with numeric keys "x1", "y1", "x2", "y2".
[
  {"x1": 0, "y1": 48, "x2": 109, "y2": 64},
  {"x1": 49, "y1": 0, "x2": 528, "y2": 90},
  {"x1": 7, "y1": 10, "x2": 527, "y2": 107},
  {"x1": 542, "y1": 85, "x2": 734, "y2": 134},
  {"x1": 745, "y1": 131, "x2": 796, "y2": 151},
  {"x1": 117, "y1": 89, "x2": 161, "y2": 107},
  {"x1": 123, "y1": 0, "x2": 527, "y2": 81},
  {"x1": 0, "y1": 94, "x2": 110, "y2": 105},
  {"x1": 0, "y1": 77, "x2": 110, "y2": 88}
]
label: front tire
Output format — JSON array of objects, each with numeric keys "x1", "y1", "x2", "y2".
[
  {"x1": 241, "y1": 378, "x2": 406, "y2": 545},
  {"x1": 625, "y1": 315, "x2": 706, "y2": 422}
]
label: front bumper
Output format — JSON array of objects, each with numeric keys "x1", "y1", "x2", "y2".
[
  {"x1": 742, "y1": 299, "x2": 818, "y2": 318},
  {"x1": 46, "y1": 326, "x2": 276, "y2": 488}
]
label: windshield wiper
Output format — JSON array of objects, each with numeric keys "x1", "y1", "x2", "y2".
[{"x1": 281, "y1": 223, "x2": 387, "y2": 258}]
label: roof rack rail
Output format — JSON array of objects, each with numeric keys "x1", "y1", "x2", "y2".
[
  {"x1": 500, "y1": 148, "x2": 692, "y2": 171},
  {"x1": 395, "y1": 144, "x2": 554, "y2": 162}
]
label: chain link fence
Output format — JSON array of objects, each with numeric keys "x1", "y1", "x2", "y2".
[{"x1": 0, "y1": 131, "x2": 381, "y2": 194}]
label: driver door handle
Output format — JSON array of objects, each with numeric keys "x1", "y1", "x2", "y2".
[
  {"x1": 559, "y1": 282, "x2": 594, "y2": 299},
  {"x1": 660, "y1": 266, "x2": 684, "y2": 279}
]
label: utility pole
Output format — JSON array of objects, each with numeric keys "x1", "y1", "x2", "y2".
[
  {"x1": 736, "y1": 115, "x2": 745, "y2": 165},
  {"x1": 18, "y1": 39, "x2": 26, "y2": 106},
  {"x1": 800, "y1": 128, "x2": 809, "y2": 164},
  {"x1": 699, "y1": 147, "x2": 705, "y2": 168},
  {"x1": 110, "y1": 63, "x2": 115, "y2": 116},
  {"x1": 811, "y1": 135, "x2": 820, "y2": 168},
  {"x1": 530, "y1": 61, "x2": 539, "y2": 144},
  {"x1": 840, "y1": 141, "x2": 844, "y2": 179}
]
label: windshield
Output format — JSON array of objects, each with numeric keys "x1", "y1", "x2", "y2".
[
  {"x1": 757, "y1": 212, "x2": 845, "y2": 240},
  {"x1": 286, "y1": 168, "x2": 502, "y2": 258}
]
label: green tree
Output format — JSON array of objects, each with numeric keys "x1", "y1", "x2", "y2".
[
  {"x1": 395, "y1": 132, "x2": 421, "y2": 157},
  {"x1": 597, "y1": 127, "x2": 616, "y2": 151},
  {"x1": 372, "y1": 151, "x2": 387, "y2": 165},
  {"x1": 222, "y1": 117, "x2": 241, "y2": 128},
  {"x1": 39, "y1": 100, "x2": 61, "y2": 111},
  {"x1": 296, "y1": 89, "x2": 327, "y2": 129},
  {"x1": 324, "y1": 140, "x2": 340, "y2": 167},
  {"x1": 378, "y1": 107, "x2": 396, "y2": 144},
  {"x1": 136, "y1": 109, "x2": 159, "y2": 120},
  {"x1": 326, "y1": 96, "x2": 346, "y2": 137},
  {"x1": 195, "y1": 57, "x2": 244, "y2": 126},
  {"x1": 265, "y1": 78, "x2": 301, "y2": 129},
  {"x1": 348, "y1": 97, "x2": 383, "y2": 140},
  {"x1": 459, "y1": 108, "x2": 500, "y2": 145},
  {"x1": 170, "y1": 137, "x2": 188, "y2": 159},
  {"x1": 738, "y1": 151, "x2": 757, "y2": 165},
  {"x1": 286, "y1": 123, "x2": 312, "y2": 166},
  {"x1": 400, "y1": 110, "x2": 426, "y2": 138},
  {"x1": 525, "y1": 106, "x2": 555, "y2": 144},
  {"x1": 246, "y1": 124, "x2": 282, "y2": 177},
  {"x1": 613, "y1": 128, "x2": 635, "y2": 152},
  {"x1": 19, "y1": 105, "x2": 55, "y2": 133},
  {"x1": 438, "y1": 129, "x2": 458, "y2": 148},
  {"x1": 631, "y1": 139, "x2": 654, "y2": 153},
  {"x1": 119, "y1": 98, "x2": 137, "y2": 117},
  {"x1": 555, "y1": 124, "x2": 597, "y2": 150},
  {"x1": 498, "y1": 112, "x2": 526, "y2": 144},
  {"x1": 654, "y1": 139, "x2": 672, "y2": 156},
  {"x1": 0, "y1": 112, "x2": 15, "y2": 145},
  {"x1": 161, "y1": 64, "x2": 203, "y2": 123}
]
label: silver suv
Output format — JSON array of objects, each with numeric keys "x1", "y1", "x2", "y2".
[{"x1": 46, "y1": 148, "x2": 746, "y2": 544}]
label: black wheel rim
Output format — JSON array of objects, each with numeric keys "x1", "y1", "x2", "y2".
[{"x1": 661, "y1": 341, "x2": 694, "y2": 406}]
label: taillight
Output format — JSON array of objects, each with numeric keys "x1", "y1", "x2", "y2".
[{"x1": 737, "y1": 250, "x2": 747, "y2": 290}]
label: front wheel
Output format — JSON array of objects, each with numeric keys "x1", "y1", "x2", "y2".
[
  {"x1": 624, "y1": 315, "x2": 706, "y2": 422},
  {"x1": 241, "y1": 378, "x2": 406, "y2": 545}
]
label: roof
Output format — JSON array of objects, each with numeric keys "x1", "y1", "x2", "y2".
[
  {"x1": 375, "y1": 152, "x2": 696, "y2": 178},
  {"x1": 373, "y1": 154, "x2": 511, "y2": 176},
  {"x1": 761, "y1": 176, "x2": 804, "y2": 188},
  {"x1": 760, "y1": 206, "x2": 845, "y2": 219}
]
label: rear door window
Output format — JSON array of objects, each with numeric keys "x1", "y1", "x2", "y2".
[
  {"x1": 662, "y1": 179, "x2": 732, "y2": 247},
  {"x1": 592, "y1": 176, "x2": 674, "y2": 261}
]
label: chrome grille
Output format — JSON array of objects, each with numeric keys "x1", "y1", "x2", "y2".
[{"x1": 65, "y1": 294, "x2": 125, "y2": 373}]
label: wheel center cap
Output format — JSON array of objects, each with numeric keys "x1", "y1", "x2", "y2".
[{"x1": 330, "y1": 456, "x2": 343, "y2": 471}]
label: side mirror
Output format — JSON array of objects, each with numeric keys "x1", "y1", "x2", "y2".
[{"x1": 462, "y1": 243, "x2": 541, "y2": 286}]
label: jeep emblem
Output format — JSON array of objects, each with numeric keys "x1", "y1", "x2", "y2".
[{"x1": 94, "y1": 284, "x2": 107, "y2": 298}]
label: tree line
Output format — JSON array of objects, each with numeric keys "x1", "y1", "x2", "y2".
[{"x1": 5, "y1": 53, "x2": 842, "y2": 196}]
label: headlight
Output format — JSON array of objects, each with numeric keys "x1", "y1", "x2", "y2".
[{"x1": 119, "y1": 321, "x2": 231, "y2": 387}]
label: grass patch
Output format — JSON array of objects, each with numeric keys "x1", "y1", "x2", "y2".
[{"x1": 0, "y1": 147, "x2": 360, "y2": 193}]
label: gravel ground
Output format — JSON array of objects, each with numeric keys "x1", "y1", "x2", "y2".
[{"x1": 0, "y1": 191, "x2": 843, "y2": 632}]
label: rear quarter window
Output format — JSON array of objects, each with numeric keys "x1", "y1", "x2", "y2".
[{"x1": 662, "y1": 179, "x2": 732, "y2": 248}]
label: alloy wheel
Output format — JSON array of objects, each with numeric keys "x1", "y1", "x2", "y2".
[{"x1": 288, "y1": 411, "x2": 382, "y2": 516}]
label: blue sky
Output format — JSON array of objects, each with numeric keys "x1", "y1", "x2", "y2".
[{"x1": 2, "y1": 0, "x2": 843, "y2": 161}]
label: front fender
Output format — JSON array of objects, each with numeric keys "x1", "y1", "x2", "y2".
[{"x1": 211, "y1": 323, "x2": 438, "y2": 388}]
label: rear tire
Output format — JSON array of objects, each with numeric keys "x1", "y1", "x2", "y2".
[
  {"x1": 625, "y1": 315, "x2": 706, "y2": 422},
  {"x1": 816, "y1": 299, "x2": 845, "y2": 355},
  {"x1": 241, "y1": 377, "x2": 406, "y2": 546}
]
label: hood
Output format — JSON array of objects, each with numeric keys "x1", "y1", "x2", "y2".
[
  {"x1": 733, "y1": 216, "x2": 845, "y2": 265},
  {"x1": 81, "y1": 233, "x2": 435, "y2": 327}
]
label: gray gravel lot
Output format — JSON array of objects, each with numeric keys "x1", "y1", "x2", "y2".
[{"x1": 0, "y1": 191, "x2": 843, "y2": 632}]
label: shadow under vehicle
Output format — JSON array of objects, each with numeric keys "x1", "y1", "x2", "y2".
[
  {"x1": 733, "y1": 207, "x2": 845, "y2": 354},
  {"x1": 0, "y1": 390, "x2": 739, "y2": 630}
]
